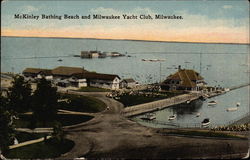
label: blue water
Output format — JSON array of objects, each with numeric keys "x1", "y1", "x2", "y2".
[{"x1": 1, "y1": 37, "x2": 249, "y2": 127}]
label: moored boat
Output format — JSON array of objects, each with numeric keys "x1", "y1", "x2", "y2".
[
  {"x1": 201, "y1": 118, "x2": 210, "y2": 126},
  {"x1": 208, "y1": 100, "x2": 217, "y2": 106},
  {"x1": 226, "y1": 107, "x2": 238, "y2": 112},
  {"x1": 141, "y1": 113, "x2": 156, "y2": 120},
  {"x1": 236, "y1": 102, "x2": 240, "y2": 106},
  {"x1": 196, "y1": 112, "x2": 201, "y2": 117},
  {"x1": 168, "y1": 114, "x2": 177, "y2": 120}
]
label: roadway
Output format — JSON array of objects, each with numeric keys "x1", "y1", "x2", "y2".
[{"x1": 57, "y1": 90, "x2": 249, "y2": 159}]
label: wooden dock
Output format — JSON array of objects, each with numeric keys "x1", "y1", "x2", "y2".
[
  {"x1": 121, "y1": 83, "x2": 250, "y2": 118},
  {"x1": 229, "y1": 83, "x2": 250, "y2": 91},
  {"x1": 121, "y1": 93, "x2": 201, "y2": 117}
]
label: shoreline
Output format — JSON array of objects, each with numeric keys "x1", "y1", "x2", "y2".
[{"x1": 2, "y1": 36, "x2": 249, "y2": 45}]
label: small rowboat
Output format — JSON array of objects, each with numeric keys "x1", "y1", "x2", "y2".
[
  {"x1": 227, "y1": 107, "x2": 238, "y2": 112},
  {"x1": 141, "y1": 113, "x2": 156, "y2": 120},
  {"x1": 201, "y1": 118, "x2": 210, "y2": 126},
  {"x1": 208, "y1": 100, "x2": 217, "y2": 106},
  {"x1": 196, "y1": 112, "x2": 201, "y2": 117},
  {"x1": 168, "y1": 114, "x2": 177, "y2": 120}
]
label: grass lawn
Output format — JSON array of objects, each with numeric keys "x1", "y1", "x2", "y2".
[
  {"x1": 159, "y1": 90, "x2": 187, "y2": 97},
  {"x1": 78, "y1": 86, "x2": 111, "y2": 92},
  {"x1": 14, "y1": 114, "x2": 93, "y2": 128},
  {"x1": 117, "y1": 90, "x2": 186, "y2": 107},
  {"x1": 5, "y1": 138, "x2": 74, "y2": 159},
  {"x1": 15, "y1": 132, "x2": 47, "y2": 143},
  {"x1": 117, "y1": 94, "x2": 166, "y2": 107},
  {"x1": 59, "y1": 94, "x2": 106, "y2": 113}
]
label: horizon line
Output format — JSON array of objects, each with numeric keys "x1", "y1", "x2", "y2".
[{"x1": 1, "y1": 35, "x2": 249, "y2": 45}]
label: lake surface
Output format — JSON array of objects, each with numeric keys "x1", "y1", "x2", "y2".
[{"x1": 1, "y1": 36, "x2": 249, "y2": 127}]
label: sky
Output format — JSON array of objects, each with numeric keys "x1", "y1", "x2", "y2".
[{"x1": 1, "y1": 0, "x2": 249, "y2": 44}]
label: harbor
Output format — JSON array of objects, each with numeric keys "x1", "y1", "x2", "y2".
[
  {"x1": 122, "y1": 83, "x2": 249, "y2": 117},
  {"x1": 2, "y1": 37, "x2": 249, "y2": 128},
  {"x1": 133, "y1": 84, "x2": 249, "y2": 129}
]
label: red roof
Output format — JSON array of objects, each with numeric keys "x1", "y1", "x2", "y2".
[
  {"x1": 163, "y1": 69, "x2": 204, "y2": 88},
  {"x1": 73, "y1": 72, "x2": 120, "y2": 81}
]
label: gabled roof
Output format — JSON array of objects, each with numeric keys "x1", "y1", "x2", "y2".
[
  {"x1": 73, "y1": 72, "x2": 120, "y2": 81},
  {"x1": 52, "y1": 66, "x2": 87, "y2": 76},
  {"x1": 23, "y1": 68, "x2": 52, "y2": 75},
  {"x1": 123, "y1": 78, "x2": 136, "y2": 83},
  {"x1": 163, "y1": 69, "x2": 204, "y2": 88}
]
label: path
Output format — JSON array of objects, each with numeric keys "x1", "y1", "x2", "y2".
[
  {"x1": 57, "y1": 90, "x2": 249, "y2": 159},
  {"x1": 9, "y1": 136, "x2": 51, "y2": 149},
  {"x1": 122, "y1": 92, "x2": 200, "y2": 117}
]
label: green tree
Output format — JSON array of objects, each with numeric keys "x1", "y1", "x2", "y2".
[
  {"x1": 7, "y1": 76, "x2": 32, "y2": 113},
  {"x1": 32, "y1": 78, "x2": 58, "y2": 127},
  {"x1": 52, "y1": 122, "x2": 65, "y2": 142},
  {"x1": 0, "y1": 96, "x2": 15, "y2": 154}
]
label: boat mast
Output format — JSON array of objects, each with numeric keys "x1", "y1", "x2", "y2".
[{"x1": 200, "y1": 52, "x2": 202, "y2": 75}]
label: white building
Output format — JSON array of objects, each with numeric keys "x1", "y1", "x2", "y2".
[{"x1": 120, "y1": 78, "x2": 137, "y2": 88}]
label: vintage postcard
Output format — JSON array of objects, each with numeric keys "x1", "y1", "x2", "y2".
[{"x1": 1, "y1": 0, "x2": 249, "y2": 159}]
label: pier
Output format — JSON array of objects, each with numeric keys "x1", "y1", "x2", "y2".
[
  {"x1": 121, "y1": 83, "x2": 249, "y2": 118},
  {"x1": 121, "y1": 93, "x2": 201, "y2": 117},
  {"x1": 229, "y1": 83, "x2": 250, "y2": 91}
]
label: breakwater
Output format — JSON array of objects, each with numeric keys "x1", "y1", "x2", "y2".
[
  {"x1": 121, "y1": 93, "x2": 201, "y2": 117},
  {"x1": 121, "y1": 84, "x2": 249, "y2": 118}
]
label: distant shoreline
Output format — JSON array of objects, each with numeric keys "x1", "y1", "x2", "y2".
[{"x1": 1, "y1": 36, "x2": 249, "y2": 45}]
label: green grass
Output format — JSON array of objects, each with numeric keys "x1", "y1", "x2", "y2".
[
  {"x1": 78, "y1": 86, "x2": 111, "y2": 92},
  {"x1": 159, "y1": 90, "x2": 187, "y2": 97},
  {"x1": 14, "y1": 114, "x2": 93, "y2": 128},
  {"x1": 5, "y1": 138, "x2": 74, "y2": 159},
  {"x1": 163, "y1": 130, "x2": 247, "y2": 139},
  {"x1": 117, "y1": 94, "x2": 166, "y2": 107},
  {"x1": 15, "y1": 132, "x2": 47, "y2": 143},
  {"x1": 58, "y1": 94, "x2": 106, "y2": 113},
  {"x1": 117, "y1": 90, "x2": 186, "y2": 107}
]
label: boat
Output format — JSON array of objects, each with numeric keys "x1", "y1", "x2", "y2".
[
  {"x1": 201, "y1": 118, "x2": 210, "y2": 126},
  {"x1": 141, "y1": 113, "x2": 156, "y2": 120},
  {"x1": 141, "y1": 59, "x2": 165, "y2": 62},
  {"x1": 57, "y1": 59, "x2": 63, "y2": 62},
  {"x1": 224, "y1": 88, "x2": 230, "y2": 92},
  {"x1": 227, "y1": 107, "x2": 238, "y2": 112},
  {"x1": 208, "y1": 100, "x2": 217, "y2": 106},
  {"x1": 196, "y1": 112, "x2": 201, "y2": 117},
  {"x1": 168, "y1": 114, "x2": 177, "y2": 120},
  {"x1": 186, "y1": 100, "x2": 191, "y2": 104},
  {"x1": 236, "y1": 102, "x2": 240, "y2": 106}
]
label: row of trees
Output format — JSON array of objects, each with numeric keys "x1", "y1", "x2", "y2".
[{"x1": 0, "y1": 76, "x2": 59, "y2": 153}]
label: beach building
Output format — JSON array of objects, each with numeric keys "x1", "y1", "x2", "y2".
[
  {"x1": 74, "y1": 72, "x2": 120, "y2": 90},
  {"x1": 22, "y1": 66, "x2": 120, "y2": 90},
  {"x1": 23, "y1": 68, "x2": 53, "y2": 80},
  {"x1": 51, "y1": 66, "x2": 87, "y2": 78},
  {"x1": 161, "y1": 66, "x2": 206, "y2": 91},
  {"x1": 120, "y1": 78, "x2": 137, "y2": 88}
]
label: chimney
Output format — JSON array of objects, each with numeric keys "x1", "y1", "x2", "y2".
[{"x1": 178, "y1": 65, "x2": 181, "y2": 71}]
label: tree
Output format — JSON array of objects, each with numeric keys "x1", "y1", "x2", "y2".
[
  {"x1": 52, "y1": 122, "x2": 65, "y2": 143},
  {"x1": 7, "y1": 75, "x2": 32, "y2": 113},
  {"x1": 0, "y1": 96, "x2": 15, "y2": 154},
  {"x1": 32, "y1": 77, "x2": 58, "y2": 127}
]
